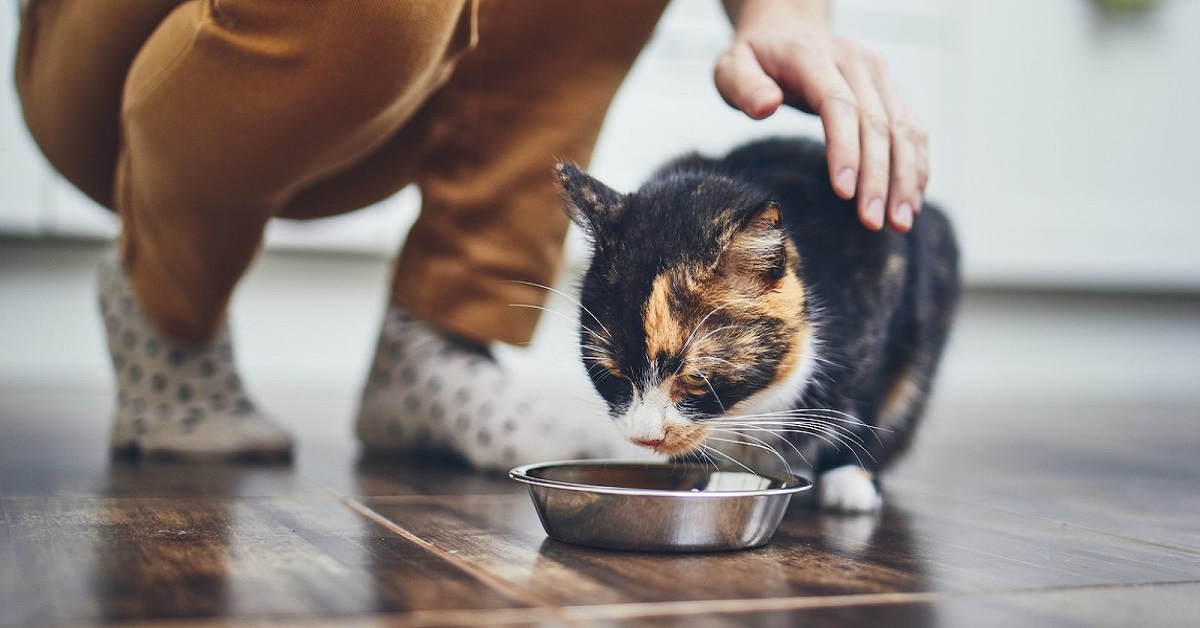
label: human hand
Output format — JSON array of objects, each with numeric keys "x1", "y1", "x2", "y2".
[{"x1": 715, "y1": 0, "x2": 928, "y2": 232}]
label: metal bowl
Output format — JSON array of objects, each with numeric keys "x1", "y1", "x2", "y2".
[{"x1": 509, "y1": 460, "x2": 812, "y2": 552}]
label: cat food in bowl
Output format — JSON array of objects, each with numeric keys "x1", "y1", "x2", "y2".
[{"x1": 509, "y1": 460, "x2": 811, "y2": 552}]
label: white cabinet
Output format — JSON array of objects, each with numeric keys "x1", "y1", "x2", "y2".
[
  {"x1": 3, "y1": 0, "x2": 1198, "y2": 289},
  {"x1": 944, "y1": 0, "x2": 1200, "y2": 289}
]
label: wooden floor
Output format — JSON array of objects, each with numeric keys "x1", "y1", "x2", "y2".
[{"x1": 2, "y1": 243, "x2": 1199, "y2": 627}]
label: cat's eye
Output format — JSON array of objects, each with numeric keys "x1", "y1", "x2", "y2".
[{"x1": 678, "y1": 372, "x2": 708, "y2": 388}]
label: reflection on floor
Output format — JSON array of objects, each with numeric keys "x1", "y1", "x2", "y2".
[{"x1": 3, "y1": 240, "x2": 1199, "y2": 626}]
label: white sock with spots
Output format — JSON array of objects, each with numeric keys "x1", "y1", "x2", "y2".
[
  {"x1": 355, "y1": 306, "x2": 618, "y2": 471},
  {"x1": 98, "y1": 250, "x2": 293, "y2": 459}
]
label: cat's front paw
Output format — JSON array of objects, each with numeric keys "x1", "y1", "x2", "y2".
[{"x1": 818, "y1": 465, "x2": 883, "y2": 513}]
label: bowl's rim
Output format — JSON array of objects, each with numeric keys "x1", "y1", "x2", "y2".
[{"x1": 508, "y1": 459, "x2": 813, "y2": 498}]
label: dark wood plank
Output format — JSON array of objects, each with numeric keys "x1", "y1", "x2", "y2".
[
  {"x1": 0, "y1": 495, "x2": 533, "y2": 625},
  {"x1": 364, "y1": 488, "x2": 1200, "y2": 608}
]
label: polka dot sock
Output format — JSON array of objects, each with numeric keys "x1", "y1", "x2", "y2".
[
  {"x1": 98, "y1": 249, "x2": 293, "y2": 460},
  {"x1": 355, "y1": 306, "x2": 618, "y2": 472}
]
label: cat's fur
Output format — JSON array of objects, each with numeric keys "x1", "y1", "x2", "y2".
[{"x1": 557, "y1": 137, "x2": 961, "y2": 511}]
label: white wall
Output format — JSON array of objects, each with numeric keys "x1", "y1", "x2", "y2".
[
  {"x1": 0, "y1": 0, "x2": 43, "y2": 235},
  {"x1": 2, "y1": 0, "x2": 1198, "y2": 290}
]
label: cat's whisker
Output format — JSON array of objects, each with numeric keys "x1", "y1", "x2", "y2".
[
  {"x1": 704, "y1": 432, "x2": 790, "y2": 473},
  {"x1": 699, "y1": 447, "x2": 721, "y2": 474},
  {"x1": 687, "y1": 324, "x2": 749, "y2": 356},
  {"x1": 584, "y1": 360, "x2": 609, "y2": 373},
  {"x1": 719, "y1": 411, "x2": 877, "y2": 451},
  {"x1": 503, "y1": 280, "x2": 613, "y2": 343},
  {"x1": 732, "y1": 413, "x2": 888, "y2": 448},
  {"x1": 680, "y1": 437, "x2": 721, "y2": 474},
  {"x1": 508, "y1": 303, "x2": 611, "y2": 349},
  {"x1": 696, "y1": 442, "x2": 759, "y2": 477},
  {"x1": 707, "y1": 426, "x2": 811, "y2": 467},
  {"x1": 585, "y1": 365, "x2": 617, "y2": 386},
  {"x1": 698, "y1": 373, "x2": 726, "y2": 413},
  {"x1": 680, "y1": 304, "x2": 731, "y2": 356},
  {"x1": 720, "y1": 419, "x2": 872, "y2": 452},
  {"x1": 735, "y1": 405, "x2": 865, "y2": 423},
  {"x1": 720, "y1": 417, "x2": 869, "y2": 443},
  {"x1": 732, "y1": 408, "x2": 889, "y2": 432},
  {"x1": 578, "y1": 348, "x2": 609, "y2": 362},
  {"x1": 713, "y1": 421, "x2": 876, "y2": 467},
  {"x1": 774, "y1": 426, "x2": 868, "y2": 467},
  {"x1": 679, "y1": 447, "x2": 719, "y2": 475},
  {"x1": 690, "y1": 355, "x2": 737, "y2": 369},
  {"x1": 704, "y1": 436, "x2": 786, "y2": 468},
  {"x1": 672, "y1": 323, "x2": 749, "y2": 379},
  {"x1": 812, "y1": 353, "x2": 841, "y2": 369}
]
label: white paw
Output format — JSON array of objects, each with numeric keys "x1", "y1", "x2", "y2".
[{"x1": 818, "y1": 465, "x2": 882, "y2": 513}]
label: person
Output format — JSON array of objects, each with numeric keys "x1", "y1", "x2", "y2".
[{"x1": 15, "y1": 0, "x2": 929, "y2": 467}]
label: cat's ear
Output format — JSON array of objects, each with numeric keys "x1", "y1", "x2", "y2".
[
  {"x1": 555, "y1": 162, "x2": 623, "y2": 235},
  {"x1": 719, "y1": 202, "x2": 789, "y2": 291}
]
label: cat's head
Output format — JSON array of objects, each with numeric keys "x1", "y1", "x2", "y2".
[{"x1": 557, "y1": 163, "x2": 817, "y2": 457}]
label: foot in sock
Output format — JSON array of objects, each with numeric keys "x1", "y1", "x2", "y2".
[
  {"x1": 356, "y1": 307, "x2": 618, "y2": 471},
  {"x1": 98, "y1": 250, "x2": 293, "y2": 460}
]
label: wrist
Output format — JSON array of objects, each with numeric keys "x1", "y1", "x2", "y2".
[{"x1": 723, "y1": 0, "x2": 831, "y2": 35}]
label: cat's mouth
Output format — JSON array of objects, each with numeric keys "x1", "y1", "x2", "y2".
[{"x1": 631, "y1": 423, "x2": 709, "y2": 457}]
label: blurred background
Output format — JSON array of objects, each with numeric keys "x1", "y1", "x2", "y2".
[
  {"x1": 5, "y1": 0, "x2": 1199, "y2": 285},
  {"x1": 2, "y1": 0, "x2": 1199, "y2": 443}
]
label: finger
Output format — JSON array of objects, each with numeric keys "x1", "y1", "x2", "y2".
[
  {"x1": 886, "y1": 125, "x2": 918, "y2": 232},
  {"x1": 714, "y1": 41, "x2": 784, "y2": 120},
  {"x1": 914, "y1": 132, "x2": 930, "y2": 213},
  {"x1": 768, "y1": 48, "x2": 861, "y2": 200},
  {"x1": 869, "y1": 60, "x2": 926, "y2": 227},
  {"x1": 835, "y1": 44, "x2": 891, "y2": 231}
]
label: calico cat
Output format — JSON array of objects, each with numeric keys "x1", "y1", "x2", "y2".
[{"x1": 556, "y1": 137, "x2": 961, "y2": 512}]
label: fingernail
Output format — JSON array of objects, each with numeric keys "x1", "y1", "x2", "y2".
[
  {"x1": 837, "y1": 168, "x2": 857, "y2": 196},
  {"x1": 896, "y1": 202, "x2": 913, "y2": 230},
  {"x1": 867, "y1": 198, "x2": 885, "y2": 230},
  {"x1": 749, "y1": 87, "x2": 778, "y2": 118}
]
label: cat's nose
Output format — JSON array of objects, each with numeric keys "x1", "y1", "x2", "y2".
[{"x1": 633, "y1": 437, "x2": 663, "y2": 449}]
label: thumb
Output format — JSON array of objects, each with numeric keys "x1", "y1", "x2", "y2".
[{"x1": 714, "y1": 41, "x2": 783, "y2": 120}]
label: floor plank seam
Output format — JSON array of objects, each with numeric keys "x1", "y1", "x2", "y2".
[
  {"x1": 15, "y1": 581, "x2": 1200, "y2": 628},
  {"x1": 15, "y1": 607, "x2": 564, "y2": 628},
  {"x1": 337, "y1": 495, "x2": 576, "y2": 622}
]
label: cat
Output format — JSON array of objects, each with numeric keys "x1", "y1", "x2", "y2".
[{"x1": 556, "y1": 137, "x2": 961, "y2": 512}]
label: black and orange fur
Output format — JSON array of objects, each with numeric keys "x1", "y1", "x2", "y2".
[{"x1": 558, "y1": 137, "x2": 960, "y2": 494}]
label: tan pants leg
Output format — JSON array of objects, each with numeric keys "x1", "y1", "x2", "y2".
[
  {"x1": 17, "y1": 0, "x2": 666, "y2": 346},
  {"x1": 387, "y1": 0, "x2": 669, "y2": 345},
  {"x1": 18, "y1": 0, "x2": 476, "y2": 343},
  {"x1": 16, "y1": 0, "x2": 186, "y2": 209},
  {"x1": 116, "y1": 0, "x2": 479, "y2": 343},
  {"x1": 282, "y1": 0, "x2": 668, "y2": 345}
]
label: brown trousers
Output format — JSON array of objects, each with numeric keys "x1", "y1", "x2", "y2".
[{"x1": 16, "y1": 0, "x2": 667, "y2": 345}]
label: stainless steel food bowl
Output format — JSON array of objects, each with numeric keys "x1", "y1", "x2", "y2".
[{"x1": 509, "y1": 460, "x2": 812, "y2": 552}]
